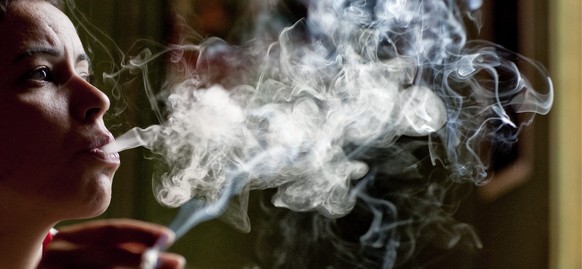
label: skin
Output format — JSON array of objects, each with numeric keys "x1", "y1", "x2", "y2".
[
  {"x1": 0, "y1": 1, "x2": 184, "y2": 268},
  {"x1": 0, "y1": 0, "x2": 118, "y2": 223}
]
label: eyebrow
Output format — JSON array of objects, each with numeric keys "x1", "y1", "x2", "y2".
[{"x1": 11, "y1": 47, "x2": 90, "y2": 66}]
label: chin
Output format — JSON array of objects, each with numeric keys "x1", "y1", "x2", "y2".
[
  {"x1": 89, "y1": 177, "x2": 113, "y2": 215},
  {"x1": 69, "y1": 173, "x2": 114, "y2": 220},
  {"x1": 71, "y1": 193, "x2": 112, "y2": 220}
]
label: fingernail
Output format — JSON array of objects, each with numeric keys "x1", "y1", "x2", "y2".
[{"x1": 156, "y1": 230, "x2": 175, "y2": 248}]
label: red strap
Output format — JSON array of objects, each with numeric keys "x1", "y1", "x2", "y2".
[{"x1": 42, "y1": 231, "x2": 54, "y2": 252}]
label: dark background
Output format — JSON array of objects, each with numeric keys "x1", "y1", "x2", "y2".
[{"x1": 63, "y1": 1, "x2": 552, "y2": 268}]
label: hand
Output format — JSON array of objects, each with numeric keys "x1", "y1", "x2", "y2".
[{"x1": 37, "y1": 219, "x2": 185, "y2": 269}]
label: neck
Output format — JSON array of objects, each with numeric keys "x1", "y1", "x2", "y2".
[
  {"x1": 0, "y1": 194, "x2": 57, "y2": 269},
  {"x1": 0, "y1": 228, "x2": 47, "y2": 269}
]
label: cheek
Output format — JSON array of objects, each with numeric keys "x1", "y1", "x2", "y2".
[
  {"x1": 0, "y1": 93, "x2": 111, "y2": 216},
  {"x1": 0, "y1": 95, "x2": 70, "y2": 181}
]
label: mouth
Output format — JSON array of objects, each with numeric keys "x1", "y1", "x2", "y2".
[
  {"x1": 87, "y1": 147, "x2": 121, "y2": 164},
  {"x1": 83, "y1": 134, "x2": 121, "y2": 165}
]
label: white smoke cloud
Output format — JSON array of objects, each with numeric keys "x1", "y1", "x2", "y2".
[{"x1": 100, "y1": 0, "x2": 552, "y2": 266}]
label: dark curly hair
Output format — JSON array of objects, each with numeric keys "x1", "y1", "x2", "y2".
[{"x1": 0, "y1": 0, "x2": 63, "y2": 20}]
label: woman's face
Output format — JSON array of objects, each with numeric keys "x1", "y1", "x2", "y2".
[{"x1": 0, "y1": 1, "x2": 120, "y2": 220}]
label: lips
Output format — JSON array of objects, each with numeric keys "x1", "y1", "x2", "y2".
[
  {"x1": 82, "y1": 133, "x2": 121, "y2": 165},
  {"x1": 87, "y1": 147, "x2": 120, "y2": 163}
]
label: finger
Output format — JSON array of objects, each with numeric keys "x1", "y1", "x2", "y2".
[
  {"x1": 54, "y1": 219, "x2": 174, "y2": 248},
  {"x1": 39, "y1": 240, "x2": 144, "y2": 269},
  {"x1": 155, "y1": 252, "x2": 186, "y2": 269}
]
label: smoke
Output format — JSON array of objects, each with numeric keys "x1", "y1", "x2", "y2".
[{"x1": 100, "y1": 0, "x2": 553, "y2": 267}]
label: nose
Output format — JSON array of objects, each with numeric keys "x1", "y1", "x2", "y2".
[{"x1": 69, "y1": 76, "x2": 111, "y2": 123}]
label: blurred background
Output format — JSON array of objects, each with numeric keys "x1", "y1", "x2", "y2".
[{"x1": 63, "y1": 0, "x2": 580, "y2": 268}]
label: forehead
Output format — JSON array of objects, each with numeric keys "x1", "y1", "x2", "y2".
[{"x1": 0, "y1": 1, "x2": 83, "y2": 65}]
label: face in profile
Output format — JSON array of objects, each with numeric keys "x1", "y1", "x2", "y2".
[{"x1": 0, "y1": 1, "x2": 119, "y2": 220}]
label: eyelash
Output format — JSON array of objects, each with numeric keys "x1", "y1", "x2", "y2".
[
  {"x1": 80, "y1": 73, "x2": 94, "y2": 84},
  {"x1": 27, "y1": 66, "x2": 53, "y2": 82}
]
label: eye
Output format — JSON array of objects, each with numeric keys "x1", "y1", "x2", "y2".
[
  {"x1": 26, "y1": 66, "x2": 53, "y2": 82},
  {"x1": 79, "y1": 72, "x2": 94, "y2": 84}
]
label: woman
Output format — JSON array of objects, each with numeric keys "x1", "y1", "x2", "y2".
[{"x1": 0, "y1": 0, "x2": 184, "y2": 268}]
